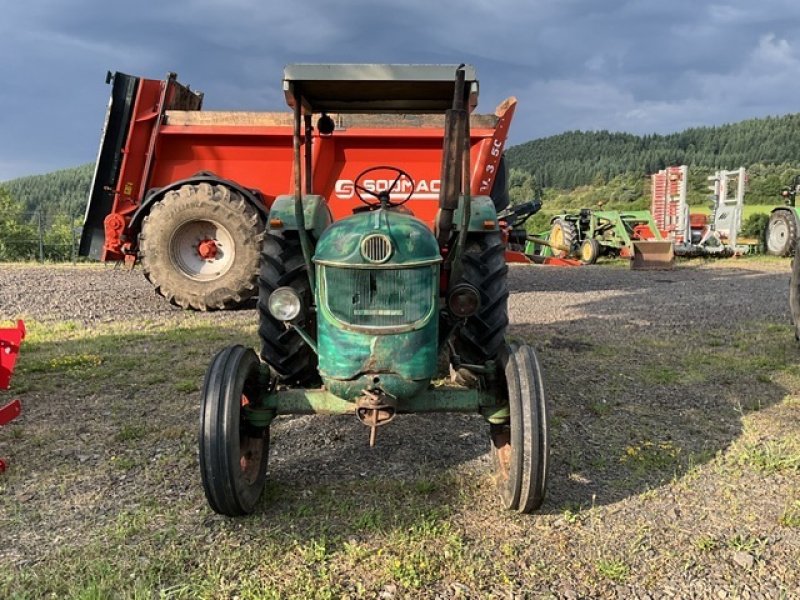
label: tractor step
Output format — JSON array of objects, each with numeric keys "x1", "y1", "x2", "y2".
[{"x1": 631, "y1": 241, "x2": 675, "y2": 270}]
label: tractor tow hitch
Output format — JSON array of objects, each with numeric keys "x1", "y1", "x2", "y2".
[{"x1": 356, "y1": 388, "x2": 396, "y2": 447}]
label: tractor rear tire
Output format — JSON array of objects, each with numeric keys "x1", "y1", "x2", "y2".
[
  {"x1": 766, "y1": 210, "x2": 797, "y2": 257},
  {"x1": 257, "y1": 230, "x2": 319, "y2": 386},
  {"x1": 199, "y1": 345, "x2": 269, "y2": 516},
  {"x1": 491, "y1": 343, "x2": 549, "y2": 513},
  {"x1": 452, "y1": 232, "x2": 509, "y2": 375},
  {"x1": 549, "y1": 218, "x2": 577, "y2": 258},
  {"x1": 140, "y1": 183, "x2": 264, "y2": 310},
  {"x1": 579, "y1": 238, "x2": 600, "y2": 265}
]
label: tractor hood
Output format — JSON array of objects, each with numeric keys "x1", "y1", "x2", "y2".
[
  {"x1": 313, "y1": 208, "x2": 441, "y2": 401},
  {"x1": 313, "y1": 208, "x2": 441, "y2": 267}
]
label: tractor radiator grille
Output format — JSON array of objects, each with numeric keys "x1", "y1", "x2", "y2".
[
  {"x1": 360, "y1": 234, "x2": 392, "y2": 263},
  {"x1": 323, "y1": 265, "x2": 436, "y2": 328}
]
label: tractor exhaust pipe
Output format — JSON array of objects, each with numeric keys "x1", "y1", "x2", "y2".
[{"x1": 436, "y1": 66, "x2": 468, "y2": 248}]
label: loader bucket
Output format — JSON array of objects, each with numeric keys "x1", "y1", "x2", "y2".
[{"x1": 631, "y1": 241, "x2": 674, "y2": 270}]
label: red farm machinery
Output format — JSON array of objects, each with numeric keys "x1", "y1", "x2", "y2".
[
  {"x1": 0, "y1": 321, "x2": 25, "y2": 473},
  {"x1": 80, "y1": 71, "x2": 516, "y2": 310},
  {"x1": 651, "y1": 165, "x2": 749, "y2": 257}
]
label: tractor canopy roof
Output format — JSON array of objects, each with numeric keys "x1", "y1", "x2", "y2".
[{"x1": 283, "y1": 64, "x2": 478, "y2": 114}]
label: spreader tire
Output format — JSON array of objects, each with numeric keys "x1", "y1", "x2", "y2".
[
  {"x1": 199, "y1": 345, "x2": 269, "y2": 516},
  {"x1": 549, "y1": 218, "x2": 577, "y2": 258},
  {"x1": 491, "y1": 343, "x2": 549, "y2": 513},
  {"x1": 140, "y1": 183, "x2": 264, "y2": 310},
  {"x1": 579, "y1": 238, "x2": 600, "y2": 265},
  {"x1": 766, "y1": 210, "x2": 797, "y2": 257},
  {"x1": 452, "y1": 232, "x2": 509, "y2": 371},
  {"x1": 257, "y1": 231, "x2": 318, "y2": 385}
]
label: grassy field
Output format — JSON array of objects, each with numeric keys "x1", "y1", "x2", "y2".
[{"x1": 1, "y1": 263, "x2": 799, "y2": 598}]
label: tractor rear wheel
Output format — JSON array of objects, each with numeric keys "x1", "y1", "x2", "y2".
[
  {"x1": 766, "y1": 210, "x2": 797, "y2": 257},
  {"x1": 549, "y1": 218, "x2": 576, "y2": 258},
  {"x1": 257, "y1": 230, "x2": 319, "y2": 385},
  {"x1": 579, "y1": 238, "x2": 600, "y2": 265},
  {"x1": 490, "y1": 343, "x2": 549, "y2": 513},
  {"x1": 140, "y1": 183, "x2": 264, "y2": 310},
  {"x1": 452, "y1": 232, "x2": 509, "y2": 375},
  {"x1": 199, "y1": 345, "x2": 269, "y2": 516}
]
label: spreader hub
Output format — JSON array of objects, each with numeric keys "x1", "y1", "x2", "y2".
[{"x1": 197, "y1": 238, "x2": 219, "y2": 260}]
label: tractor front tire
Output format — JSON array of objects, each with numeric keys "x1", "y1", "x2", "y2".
[
  {"x1": 549, "y1": 218, "x2": 577, "y2": 258},
  {"x1": 140, "y1": 183, "x2": 264, "y2": 310},
  {"x1": 257, "y1": 230, "x2": 319, "y2": 386},
  {"x1": 766, "y1": 210, "x2": 797, "y2": 257},
  {"x1": 491, "y1": 343, "x2": 549, "y2": 513},
  {"x1": 452, "y1": 232, "x2": 509, "y2": 376},
  {"x1": 199, "y1": 345, "x2": 269, "y2": 516},
  {"x1": 579, "y1": 238, "x2": 600, "y2": 265}
]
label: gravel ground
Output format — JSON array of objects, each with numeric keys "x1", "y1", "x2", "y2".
[{"x1": 1, "y1": 259, "x2": 798, "y2": 598}]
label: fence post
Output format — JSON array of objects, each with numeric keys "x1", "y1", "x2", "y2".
[
  {"x1": 71, "y1": 224, "x2": 77, "y2": 264},
  {"x1": 37, "y1": 211, "x2": 44, "y2": 263}
]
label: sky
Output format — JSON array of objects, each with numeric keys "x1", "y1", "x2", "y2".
[{"x1": 2, "y1": 0, "x2": 800, "y2": 181}]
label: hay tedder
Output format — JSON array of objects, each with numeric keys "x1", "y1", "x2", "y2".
[
  {"x1": 651, "y1": 165, "x2": 749, "y2": 257},
  {"x1": 0, "y1": 321, "x2": 25, "y2": 473},
  {"x1": 198, "y1": 64, "x2": 549, "y2": 516}
]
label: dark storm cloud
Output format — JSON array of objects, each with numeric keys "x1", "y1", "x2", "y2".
[{"x1": 2, "y1": 0, "x2": 800, "y2": 179}]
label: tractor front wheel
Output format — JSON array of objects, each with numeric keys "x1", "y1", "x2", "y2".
[
  {"x1": 490, "y1": 343, "x2": 549, "y2": 513},
  {"x1": 139, "y1": 183, "x2": 264, "y2": 310},
  {"x1": 579, "y1": 238, "x2": 600, "y2": 265},
  {"x1": 199, "y1": 345, "x2": 269, "y2": 516}
]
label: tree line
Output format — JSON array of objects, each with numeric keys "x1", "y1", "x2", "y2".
[
  {"x1": 0, "y1": 164, "x2": 91, "y2": 261},
  {"x1": 506, "y1": 113, "x2": 800, "y2": 204}
]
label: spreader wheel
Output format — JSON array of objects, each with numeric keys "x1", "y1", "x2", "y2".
[
  {"x1": 490, "y1": 343, "x2": 549, "y2": 513},
  {"x1": 199, "y1": 345, "x2": 269, "y2": 516}
]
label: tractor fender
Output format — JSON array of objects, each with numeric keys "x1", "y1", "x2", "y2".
[
  {"x1": 268, "y1": 194, "x2": 333, "y2": 240},
  {"x1": 770, "y1": 206, "x2": 800, "y2": 223},
  {"x1": 129, "y1": 172, "x2": 269, "y2": 235},
  {"x1": 448, "y1": 195, "x2": 500, "y2": 232}
]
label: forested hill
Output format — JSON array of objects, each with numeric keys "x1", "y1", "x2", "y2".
[
  {"x1": 1, "y1": 163, "x2": 93, "y2": 218},
  {"x1": 507, "y1": 113, "x2": 800, "y2": 190}
]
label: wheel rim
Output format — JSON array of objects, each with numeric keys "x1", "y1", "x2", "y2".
[
  {"x1": 170, "y1": 219, "x2": 235, "y2": 281},
  {"x1": 239, "y1": 394, "x2": 265, "y2": 485},
  {"x1": 581, "y1": 242, "x2": 593, "y2": 262},
  {"x1": 550, "y1": 225, "x2": 563, "y2": 249},
  {"x1": 768, "y1": 219, "x2": 788, "y2": 252},
  {"x1": 491, "y1": 425, "x2": 512, "y2": 485}
]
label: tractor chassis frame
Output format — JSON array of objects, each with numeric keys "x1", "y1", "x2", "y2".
[{"x1": 244, "y1": 377, "x2": 509, "y2": 430}]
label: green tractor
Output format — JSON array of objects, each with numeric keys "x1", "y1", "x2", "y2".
[
  {"x1": 766, "y1": 175, "x2": 800, "y2": 257},
  {"x1": 198, "y1": 64, "x2": 549, "y2": 516},
  {"x1": 527, "y1": 208, "x2": 671, "y2": 267}
]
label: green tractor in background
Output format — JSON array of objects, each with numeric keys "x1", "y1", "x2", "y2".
[
  {"x1": 198, "y1": 64, "x2": 549, "y2": 516},
  {"x1": 527, "y1": 208, "x2": 671, "y2": 267},
  {"x1": 766, "y1": 175, "x2": 800, "y2": 256}
]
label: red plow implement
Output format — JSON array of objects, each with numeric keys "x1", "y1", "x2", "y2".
[{"x1": 0, "y1": 320, "x2": 25, "y2": 472}]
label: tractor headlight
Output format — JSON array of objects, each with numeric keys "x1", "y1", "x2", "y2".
[
  {"x1": 448, "y1": 284, "x2": 480, "y2": 318},
  {"x1": 268, "y1": 287, "x2": 302, "y2": 321}
]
